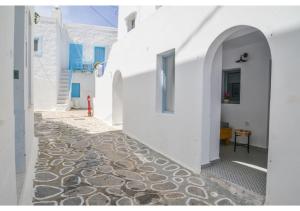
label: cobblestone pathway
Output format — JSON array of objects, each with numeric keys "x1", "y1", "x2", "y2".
[{"x1": 33, "y1": 110, "x2": 263, "y2": 205}]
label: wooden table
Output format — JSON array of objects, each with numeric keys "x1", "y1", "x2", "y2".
[{"x1": 234, "y1": 129, "x2": 252, "y2": 153}]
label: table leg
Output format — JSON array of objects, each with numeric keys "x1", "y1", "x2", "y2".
[
  {"x1": 234, "y1": 133, "x2": 237, "y2": 152},
  {"x1": 247, "y1": 134, "x2": 250, "y2": 153}
]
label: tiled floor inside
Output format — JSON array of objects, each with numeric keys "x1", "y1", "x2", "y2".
[
  {"x1": 32, "y1": 110, "x2": 264, "y2": 205},
  {"x1": 202, "y1": 143, "x2": 268, "y2": 196}
]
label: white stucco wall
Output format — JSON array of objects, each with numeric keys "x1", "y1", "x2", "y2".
[
  {"x1": 33, "y1": 17, "x2": 59, "y2": 110},
  {"x1": 71, "y1": 72, "x2": 95, "y2": 109},
  {"x1": 0, "y1": 6, "x2": 17, "y2": 204},
  {"x1": 221, "y1": 32, "x2": 271, "y2": 149},
  {"x1": 118, "y1": 6, "x2": 158, "y2": 40},
  {"x1": 94, "y1": 6, "x2": 300, "y2": 204}
]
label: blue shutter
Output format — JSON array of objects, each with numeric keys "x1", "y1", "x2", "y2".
[
  {"x1": 71, "y1": 83, "x2": 80, "y2": 98},
  {"x1": 94, "y1": 47, "x2": 105, "y2": 64},
  {"x1": 69, "y1": 44, "x2": 83, "y2": 71}
]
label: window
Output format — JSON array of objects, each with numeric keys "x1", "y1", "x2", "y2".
[
  {"x1": 94, "y1": 46, "x2": 106, "y2": 64},
  {"x1": 71, "y1": 83, "x2": 80, "y2": 98},
  {"x1": 34, "y1": 36, "x2": 43, "y2": 57},
  {"x1": 157, "y1": 49, "x2": 175, "y2": 113},
  {"x1": 126, "y1": 12, "x2": 137, "y2": 32},
  {"x1": 222, "y1": 69, "x2": 241, "y2": 104}
]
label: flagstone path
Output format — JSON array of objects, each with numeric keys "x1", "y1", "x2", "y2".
[{"x1": 32, "y1": 110, "x2": 263, "y2": 205}]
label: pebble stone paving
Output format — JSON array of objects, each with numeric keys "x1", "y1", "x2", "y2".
[{"x1": 33, "y1": 110, "x2": 264, "y2": 205}]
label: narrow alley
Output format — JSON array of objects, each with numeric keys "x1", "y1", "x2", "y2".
[{"x1": 33, "y1": 110, "x2": 263, "y2": 205}]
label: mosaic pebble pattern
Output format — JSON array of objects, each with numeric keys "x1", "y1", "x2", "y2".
[{"x1": 33, "y1": 110, "x2": 263, "y2": 205}]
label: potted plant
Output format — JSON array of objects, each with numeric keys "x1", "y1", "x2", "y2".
[{"x1": 224, "y1": 91, "x2": 230, "y2": 103}]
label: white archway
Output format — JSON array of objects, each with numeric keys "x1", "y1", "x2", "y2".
[
  {"x1": 112, "y1": 71, "x2": 123, "y2": 126},
  {"x1": 201, "y1": 25, "x2": 272, "y2": 182}
]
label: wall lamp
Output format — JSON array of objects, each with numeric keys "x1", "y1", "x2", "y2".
[{"x1": 236, "y1": 53, "x2": 248, "y2": 63}]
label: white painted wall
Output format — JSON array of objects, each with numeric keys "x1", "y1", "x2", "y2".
[
  {"x1": 13, "y1": 6, "x2": 36, "y2": 203},
  {"x1": 221, "y1": 32, "x2": 271, "y2": 149},
  {"x1": 14, "y1": 6, "x2": 26, "y2": 175},
  {"x1": 112, "y1": 71, "x2": 123, "y2": 125},
  {"x1": 71, "y1": 72, "x2": 95, "y2": 109},
  {"x1": 0, "y1": 6, "x2": 17, "y2": 204},
  {"x1": 33, "y1": 17, "x2": 59, "y2": 110},
  {"x1": 94, "y1": 6, "x2": 300, "y2": 204},
  {"x1": 118, "y1": 6, "x2": 157, "y2": 40}
]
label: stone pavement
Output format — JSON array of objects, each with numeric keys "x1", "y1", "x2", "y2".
[{"x1": 32, "y1": 110, "x2": 263, "y2": 205}]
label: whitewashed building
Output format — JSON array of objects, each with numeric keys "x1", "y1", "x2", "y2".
[
  {"x1": 94, "y1": 6, "x2": 300, "y2": 204},
  {"x1": 33, "y1": 7, "x2": 117, "y2": 111},
  {"x1": 0, "y1": 6, "x2": 37, "y2": 205}
]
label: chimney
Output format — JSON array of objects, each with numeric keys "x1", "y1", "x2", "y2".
[{"x1": 51, "y1": 6, "x2": 62, "y2": 26}]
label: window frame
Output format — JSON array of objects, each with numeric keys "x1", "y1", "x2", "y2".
[
  {"x1": 33, "y1": 36, "x2": 43, "y2": 57},
  {"x1": 156, "y1": 49, "x2": 176, "y2": 114},
  {"x1": 125, "y1": 12, "x2": 137, "y2": 32},
  {"x1": 222, "y1": 68, "x2": 241, "y2": 104}
]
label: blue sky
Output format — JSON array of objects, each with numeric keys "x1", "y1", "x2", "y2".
[{"x1": 34, "y1": 6, "x2": 118, "y2": 28}]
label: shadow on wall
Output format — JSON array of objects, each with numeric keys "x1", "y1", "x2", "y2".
[
  {"x1": 118, "y1": 56, "x2": 204, "y2": 172},
  {"x1": 177, "y1": 6, "x2": 221, "y2": 55},
  {"x1": 112, "y1": 70, "x2": 123, "y2": 126}
]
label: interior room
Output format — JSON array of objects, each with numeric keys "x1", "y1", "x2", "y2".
[{"x1": 202, "y1": 28, "x2": 271, "y2": 196}]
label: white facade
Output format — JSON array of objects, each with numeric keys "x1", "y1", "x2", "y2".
[
  {"x1": 94, "y1": 6, "x2": 300, "y2": 205},
  {"x1": 0, "y1": 6, "x2": 36, "y2": 205},
  {"x1": 33, "y1": 9, "x2": 117, "y2": 110},
  {"x1": 33, "y1": 16, "x2": 61, "y2": 110}
]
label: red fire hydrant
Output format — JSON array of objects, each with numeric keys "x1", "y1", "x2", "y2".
[{"x1": 87, "y1": 95, "x2": 92, "y2": 117}]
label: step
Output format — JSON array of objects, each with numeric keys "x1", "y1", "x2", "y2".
[{"x1": 56, "y1": 103, "x2": 70, "y2": 111}]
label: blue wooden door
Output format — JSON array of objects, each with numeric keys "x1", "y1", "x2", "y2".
[
  {"x1": 94, "y1": 47, "x2": 105, "y2": 64},
  {"x1": 71, "y1": 83, "x2": 80, "y2": 98},
  {"x1": 69, "y1": 44, "x2": 83, "y2": 70}
]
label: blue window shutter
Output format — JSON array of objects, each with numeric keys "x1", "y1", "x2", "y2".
[
  {"x1": 69, "y1": 44, "x2": 83, "y2": 71},
  {"x1": 71, "y1": 83, "x2": 80, "y2": 98},
  {"x1": 94, "y1": 47, "x2": 105, "y2": 64}
]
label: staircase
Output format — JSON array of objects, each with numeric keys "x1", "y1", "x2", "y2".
[{"x1": 56, "y1": 69, "x2": 71, "y2": 111}]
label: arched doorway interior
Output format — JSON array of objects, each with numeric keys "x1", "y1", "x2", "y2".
[{"x1": 201, "y1": 25, "x2": 272, "y2": 196}]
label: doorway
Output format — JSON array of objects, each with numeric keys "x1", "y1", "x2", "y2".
[{"x1": 201, "y1": 26, "x2": 272, "y2": 196}]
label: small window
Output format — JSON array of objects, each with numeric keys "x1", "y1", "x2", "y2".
[
  {"x1": 34, "y1": 36, "x2": 43, "y2": 57},
  {"x1": 222, "y1": 69, "x2": 241, "y2": 104},
  {"x1": 126, "y1": 12, "x2": 137, "y2": 32},
  {"x1": 157, "y1": 49, "x2": 175, "y2": 113}
]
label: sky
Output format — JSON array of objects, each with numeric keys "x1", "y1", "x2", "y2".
[{"x1": 34, "y1": 6, "x2": 118, "y2": 28}]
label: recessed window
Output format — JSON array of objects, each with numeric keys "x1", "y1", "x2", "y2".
[
  {"x1": 157, "y1": 49, "x2": 175, "y2": 113},
  {"x1": 126, "y1": 12, "x2": 137, "y2": 32},
  {"x1": 34, "y1": 36, "x2": 43, "y2": 57},
  {"x1": 222, "y1": 68, "x2": 241, "y2": 104}
]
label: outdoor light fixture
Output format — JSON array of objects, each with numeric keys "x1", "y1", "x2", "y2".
[{"x1": 236, "y1": 53, "x2": 248, "y2": 63}]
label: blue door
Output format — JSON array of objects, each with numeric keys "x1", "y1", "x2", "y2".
[
  {"x1": 69, "y1": 44, "x2": 83, "y2": 70},
  {"x1": 94, "y1": 47, "x2": 105, "y2": 64},
  {"x1": 71, "y1": 83, "x2": 80, "y2": 98}
]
